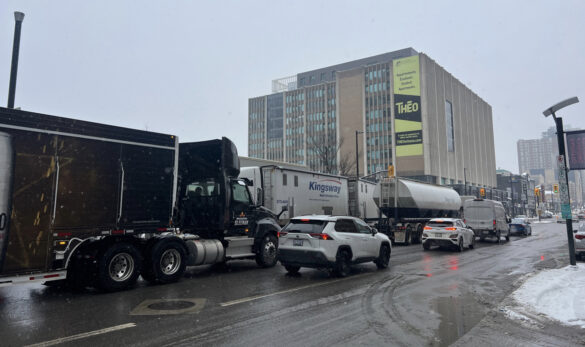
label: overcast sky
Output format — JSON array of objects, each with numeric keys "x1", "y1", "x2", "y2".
[{"x1": 1, "y1": 0, "x2": 584, "y2": 173}]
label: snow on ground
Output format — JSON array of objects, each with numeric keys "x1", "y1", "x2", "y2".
[{"x1": 507, "y1": 264, "x2": 585, "y2": 328}]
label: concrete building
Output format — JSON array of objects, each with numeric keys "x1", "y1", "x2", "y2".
[{"x1": 248, "y1": 48, "x2": 497, "y2": 188}]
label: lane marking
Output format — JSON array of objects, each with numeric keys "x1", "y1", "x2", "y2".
[
  {"x1": 26, "y1": 323, "x2": 136, "y2": 347},
  {"x1": 220, "y1": 273, "x2": 372, "y2": 307}
]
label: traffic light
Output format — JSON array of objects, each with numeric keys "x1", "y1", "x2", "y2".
[
  {"x1": 553, "y1": 184, "x2": 559, "y2": 194},
  {"x1": 534, "y1": 188, "x2": 540, "y2": 196},
  {"x1": 387, "y1": 165, "x2": 394, "y2": 177},
  {"x1": 480, "y1": 188, "x2": 486, "y2": 197}
]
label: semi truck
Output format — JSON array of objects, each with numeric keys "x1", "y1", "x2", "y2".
[
  {"x1": 239, "y1": 165, "x2": 349, "y2": 224},
  {"x1": 373, "y1": 177, "x2": 461, "y2": 244},
  {"x1": 0, "y1": 107, "x2": 281, "y2": 291}
]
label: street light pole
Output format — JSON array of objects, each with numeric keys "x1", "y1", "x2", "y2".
[
  {"x1": 354, "y1": 130, "x2": 363, "y2": 217},
  {"x1": 543, "y1": 96, "x2": 579, "y2": 266},
  {"x1": 7, "y1": 12, "x2": 25, "y2": 109}
]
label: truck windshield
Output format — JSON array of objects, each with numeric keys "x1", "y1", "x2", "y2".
[{"x1": 283, "y1": 220, "x2": 327, "y2": 233}]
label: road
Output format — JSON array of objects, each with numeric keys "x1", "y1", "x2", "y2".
[{"x1": 1, "y1": 221, "x2": 583, "y2": 346}]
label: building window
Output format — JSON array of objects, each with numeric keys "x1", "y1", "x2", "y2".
[
  {"x1": 320, "y1": 72, "x2": 326, "y2": 81},
  {"x1": 283, "y1": 174, "x2": 287, "y2": 186},
  {"x1": 294, "y1": 175, "x2": 298, "y2": 187},
  {"x1": 445, "y1": 100, "x2": 455, "y2": 152}
]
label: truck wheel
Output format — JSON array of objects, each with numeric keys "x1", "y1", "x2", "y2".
[
  {"x1": 97, "y1": 243, "x2": 142, "y2": 292},
  {"x1": 414, "y1": 224, "x2": 423, "y2": 244},
  {"x1": 334, "y1": 250, "x2": 351, "y2": 277},
  {"x1": 374, "y1": 244, "x2": 390, "y2": 269},
  {"x1": 404, "y1": 226, "x2": 412, "y2": 245},
  {"x1": 256, "y1": 234, "x2": 278, "y2": 267},
  {"x1": 142, "y1": 239, "x2": 187, "y2": 284},
  {"x1": 284, "y1": 265, "x2": 301, "y2": 274},
  {"x1": 495, "y1": 231, "x2": 501, "y2": 244},
  {"x1": 505, "y1": 233, "x2": 510, "y2": 242}
]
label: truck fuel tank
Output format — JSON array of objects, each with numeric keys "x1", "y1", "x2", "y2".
[{"x1": 185, "y1": 239, "x2": 225, "y2": 266}]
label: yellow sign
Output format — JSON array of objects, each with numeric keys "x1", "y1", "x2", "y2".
[
  {"x1": 387, "y1": 165, "x2": 395, "y2": 177},
  {"x1": 393, "y1": 55, "x2": 422, "y2": 157}
]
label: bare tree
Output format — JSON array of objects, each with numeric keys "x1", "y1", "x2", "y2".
[{"x1": 306, "y1": 133, "x2": 357, "y2": 175}]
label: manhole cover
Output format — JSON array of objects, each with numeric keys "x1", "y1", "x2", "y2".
[
  {"x1": 130, "y1": 298, "x2": 206, "y2": 315},
  {"x1": 148, "y1": 300, "x2": 195, "y2": 310}
]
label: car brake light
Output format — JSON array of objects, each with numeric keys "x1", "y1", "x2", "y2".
[
  {"x1": 576, "y1": 234, "x2": 585, "y2": 240},
  {"x1": 424, "y1": 226, "x2": 432, "y2": 230},
  {"x1": 445, "y1": 227, "x2": 456, "y2": 231},
  {"x1": 463, "y1": 219, "x2": 466, "y2": 224},
  {"x1": 310, "y1": 233, "x2": 334, "y2": 240},
  {"x1": 301, "y1": 219, "x2": 310, "y2": 222},
  {"x1": 278, "y1": 231, "x2": 288, "y2": 237}
]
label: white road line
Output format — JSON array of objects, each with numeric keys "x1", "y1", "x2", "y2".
[
  {"x1": 26, "y1": 323, "x2": 136, "y2": 347},
  {"x1": 220, "y1": 273, "x2": 372, "y2": 307}
]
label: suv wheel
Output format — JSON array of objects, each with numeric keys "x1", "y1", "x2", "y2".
[
  {"x1": 457, "y1": 238, "x2": 464, "y2": 252},
  {"x1": 469, "y1": 236, "x2": 475, "y2": 249},
  {"x1": 334, "y1": 250, "x2": 351, "y2": 277},
  {"x1": 374, "y1": 245, "x2": 390, "y2": 269}
]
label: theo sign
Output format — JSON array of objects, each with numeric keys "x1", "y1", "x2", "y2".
[{"x1": 566, "y1": 130, "x2": 585, "y2": 170}]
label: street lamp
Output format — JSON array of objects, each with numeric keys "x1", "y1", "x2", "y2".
[
  {"x1": 7, "y1": 11, "x2": 25, "y2": 109},
  {"x1": 355, "y1": 130, "x2": 364, "y2": 179},
  {"x1": 543, "y1": 96, "x2": 580, "y2": 266}
]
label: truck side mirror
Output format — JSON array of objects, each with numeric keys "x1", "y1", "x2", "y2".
[{"x1": 256, "y1": 187, "x2": 264, "y2": 206}]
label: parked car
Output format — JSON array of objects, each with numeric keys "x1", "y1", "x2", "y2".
[
  {"x1": 509, "y1": 218, "x2": 532, "y2": 236},
  {"x1": 575, "y1": 223, "x2": 585, "y2": 261},
  {"x1": 422, "y1": 218, "x2": 475, "y2": 251},
  {"x1": 463, "y1": 198, "x2": 510, "y2": 243},
  {"x1": 277, "y1": 215, "x2": 391, "y2": 277}
]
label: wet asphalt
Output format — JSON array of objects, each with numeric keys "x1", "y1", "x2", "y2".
[{"x1": 0, "y1": 221, "x2": 583, "y2": 347}]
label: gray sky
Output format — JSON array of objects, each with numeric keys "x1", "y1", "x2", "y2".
[{"x1": 1, "y1": 0, "x2": 584, "y2": 173}]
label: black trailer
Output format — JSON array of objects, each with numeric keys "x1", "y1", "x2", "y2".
[{"x1": 0, "y1": 107, "x2": 178, "y2": 288}]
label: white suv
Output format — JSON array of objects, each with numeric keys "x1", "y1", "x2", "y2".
[{"x1": 277, "y1": 215, "x2": 391, "y2": 277}]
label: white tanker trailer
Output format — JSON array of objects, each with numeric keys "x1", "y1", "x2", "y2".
[{"x1": 372, "y1": 177, "x2": 461, "y2": 244}]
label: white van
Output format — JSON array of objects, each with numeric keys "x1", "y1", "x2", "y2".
[{"x1": 463, "y1": 199, "x2": 510, "y2": 243}]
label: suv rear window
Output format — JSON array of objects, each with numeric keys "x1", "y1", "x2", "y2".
[
  {"x1": 427, "y1": 221, "x2": 454, "y2": 227},
  {"x1": 283, "y1": 220, "x2": 327, "y2": 234}
]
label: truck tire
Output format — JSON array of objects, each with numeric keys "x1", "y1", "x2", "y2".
[
  {"x1": 495, "y1": 231, "x2": 501, "y2": 244},
  {"x1": 96, "y1": 243, "x2": 142, "y2": 292},
  {"x1": 284, "y1": 264, "x2": 301, "y2": 274},
  {"x1": 404, "y1": 226, "x2": 412, "y2": 245},
  {"x1": 374, "y1": 244, "x2": 390, "y2": 269},
  {"x1": 414, "y1": 224, "x2": 423, "y2": 244},
  {"x1": 255, "y1": 234, "x2": 278, "y2": 267},
  {"x1": 333, "y1": 250, "x2": 351, "y2": 277},
  {"x1": 142, "y1": 239, "x2": 187, "y2": 284}
]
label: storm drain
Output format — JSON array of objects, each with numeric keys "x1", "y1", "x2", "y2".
[{"x1": 130, "y1": 298, "x2": 206, "y2": 315}]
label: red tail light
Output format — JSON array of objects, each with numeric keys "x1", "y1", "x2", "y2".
[
  {"x1": 463, "y1": 219, "x2": 466, "y2": 224},
  {"x1": 493, "y1": 220, "x2": 496, "y2": 226},
  {"x1": 278, "y1": 231, "x2": 288, "y2": 237},
  {"x1": 445, "y1": 227, "x2": 456, "y2": 231},
  {"x1": 310, "y1": 233, "x2": 334, "y2": 240},
  {"x1": 424, "y1": 226, "x2": 432, "y2": 230},
  {"x1": 576, "y1": 234, "x2": 585, "y2": 240}
]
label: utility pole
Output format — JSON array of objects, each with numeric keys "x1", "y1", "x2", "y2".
[{"x1": 8, "y1": 12, "x2": 25, "y2": 109}]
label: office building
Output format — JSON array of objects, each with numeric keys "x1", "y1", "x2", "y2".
[{"x1": 249, "y1": 48, "x2": 496, "y2": 188}]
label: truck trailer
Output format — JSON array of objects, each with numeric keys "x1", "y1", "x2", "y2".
[
  {"x1": 0, "y1": 107, "x2": 280, "y2": 291},
  {"x1": 239, "y1": 165, "x2": 349, "y2": 224},
  {"x1": 373, "y1": 177, "x2": 461, "y2": 244}
]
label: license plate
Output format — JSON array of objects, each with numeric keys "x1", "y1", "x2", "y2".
[{"x1": 293, "y1": 239, "x2": 303, "y2": 246}]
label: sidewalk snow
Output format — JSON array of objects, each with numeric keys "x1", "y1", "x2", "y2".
[{"x1": 510, "y1": 263, "x2": 585, "y2": 328}]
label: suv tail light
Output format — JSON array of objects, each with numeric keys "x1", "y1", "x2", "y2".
[
  {"x1": 424, "y1": 226, "x2": 432, "y2": 230},
  {"x1": 576, "y1": 234, "x2": 585, "y2": 240},
  {"x1": 310, "y1": 233, "x2": 334, "y2": 240},
  {"x1": 493, "y1": 219, "x2": 496, "y2": 226},
  {"x1": 445, "y1": 227, "x2": 456, "y2": 231},
  {"x1": 277, "y1": 231, "x2": 288, "y2": 237}
]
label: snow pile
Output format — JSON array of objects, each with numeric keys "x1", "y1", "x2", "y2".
[{"x1": 512, "y1": 264, "x2": 585, "y2": 328}]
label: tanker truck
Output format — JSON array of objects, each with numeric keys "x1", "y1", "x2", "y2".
[
  {"x1": 0, "y1": 107, "x2": 281, "y2": 291},
  {"x1": 372, "y1": 177, "x2": 461, "y2": 244}
]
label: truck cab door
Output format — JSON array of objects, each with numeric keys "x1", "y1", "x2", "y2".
[{"x1": 228, "y1": 180, "x2": 254, "y2": 236}]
